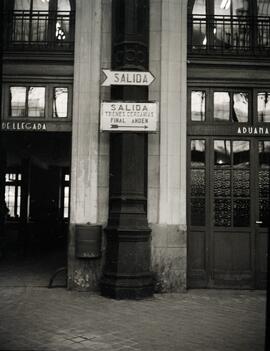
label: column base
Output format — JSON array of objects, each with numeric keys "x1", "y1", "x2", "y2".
[
  {"x1": 100, "y1": 227, "x2": 154, "y2": 299},
  {"x1": 101, "y1": 274, "x2": 154, "y2": 299}
]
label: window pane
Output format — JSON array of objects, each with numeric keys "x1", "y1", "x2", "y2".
[
  {"x1": 232, "y1": 0, "x2": 249, "y2": 16},
  {"x1": 5, "y1": 186, "x2": 15, "y2": 218},
  {"x1": 32, "y1": 0, "x2": 49, "y2": 11},
  {"x1": 6, "y1": 173, "x2": 16, "y2": 182},
  {"x1": 214, "y1": 1, "x2": 249, "y2": 48},
  {"x1": 233, "y1": 199, "x2": 250, "y2": 227},
  {"x1": 191, "y1": 198, "x2": 205, "y2": 226},
  {"x1": 13, "y1": 1, "x2": 31, "y2": 41},
  {"x1": 14, "y1": 0, "x2": 31, "y2": 11},
  {"x1": 56, "y1": 1, "x2": 71, "y2": 41},
  {"x1": 53, "y1": 88, "x2": 68, "y2": 118},
  {"x1": 257, "y1": 1, "x2": 270, "y2": 16},
  {"x1": 13, "y1": 15, "x2": 30, "y2": 42},
  {"x1": 191, "y1": 169, "x2": 205, "y2": 196},
  {"x1": 191, "y1": 140, "x2": 205, "y2": 166},
  {"x1": 215, "y1": 0, "x2": 231, "y2": 16},
  {"x1": 259, "y1": 170, "x2": 270, "y2": 198},
  {"x1": 233, "y1": 141, "x2": 250, "y2": 167},
  {"x1": 192, "y1": 0, "x2": 206, "y2": 14},
  {"x1": 10, "y1": 87, "x2": 26, "y2": 117},
  {"x1": 257, "y1": 92, "x2": 270, "y2": 122},
  {"x1": 214, "y1": 140, "x2": 231, "y2": 166},
  {"x1": 233, "y1": 93, "x2": 248, "y2": 122},
  {"x1": 214, "y1": 170, "x2": 231, "y2": 197},
  {"x1": 214, "y1": 92, "x2": 230, "y2": 121},
  {"x1": 233, "y1": 170, "x2": 250, "y2": 197},
  {"x1": 58, "y1": 0, "x2": 71, "y2": 12},
  {"x1": 31, "y1": 15, "x2": 48, "y2": 42},
  {"x1": 258, "y1": 141, "x2": 270, "y2": 227},
  {"x1": 193, "y1": 22, "x2": 207, "y2": 47},
  {"x1": 64, "y1": 186, "x2": 69, "y2": 218},
  {"x1": 214, "y1": 0, "x2": 248, "y2": 16},
  {"x1": 214, "y1": 199, "x2": 231, "y2": 226},
  {"x1": 17, "y1": 186, "x2": 21, "y2": 218},
  {"x1": 259, "y1": 141, "x2": 270, "y2": 169},
  {"x1": 32, "y1": 0, "x2": 49, "y2": 41},
  {"x1": 56, "y1": 19, "x2": 69, "y2": 41},
  {"x1": 259, "y1": 199, "x2": 270, "y2": 227},
  {"x1": 191, "y1": 91, "x2": 205, "y2": 121},
  {"x1": 28, "y1": 87, "x2": 45, "y2": 117}
]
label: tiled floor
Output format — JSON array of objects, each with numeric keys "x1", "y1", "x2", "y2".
[
  {"x1": 0, "y1": 249, "x2": 266, "y2": 351},
  {"x1": 0, "y1": 287, "x2": 265, "y2": 351}
]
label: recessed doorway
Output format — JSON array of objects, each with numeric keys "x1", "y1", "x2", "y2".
[{"x1": 0, "y1": 132, "x2": 71, "y2": 287}]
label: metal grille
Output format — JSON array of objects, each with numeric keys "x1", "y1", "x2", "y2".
[
  {"x1": 188, "y1": 15, "x2": 270, "y2": 55},
  {"x1": 6, "y1": 11, "x2": 75, "y2": 50}
]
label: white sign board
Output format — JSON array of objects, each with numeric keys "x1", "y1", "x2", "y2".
[
  {"x1": 102, "y1": 70, "x2": 155, "y2": 86},
  {"x1": 100, "y1": 102, "x2": 159, "y2": 132}
]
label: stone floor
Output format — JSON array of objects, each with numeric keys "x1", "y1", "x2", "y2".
[
  {"x1": 0, "y1": 248, "x2": 266, "y2": 351},
  {"x1": 0, "y1": 287, "x2": 265, "y2": 351}
]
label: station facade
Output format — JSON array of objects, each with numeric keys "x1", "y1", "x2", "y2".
[{"x1": 0, "y1": 0, "x2": 269, "y2": 296}]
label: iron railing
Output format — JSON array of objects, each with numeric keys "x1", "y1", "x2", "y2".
[
  {"x1": 188, "y1": 15, "x2": 270, "y2": 55},
  {"x1": 5, "y1": 11, "x2": 75, "y2": 50}
]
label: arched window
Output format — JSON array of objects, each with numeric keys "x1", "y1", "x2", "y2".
[
  {"x1": 9, "y1": 0, "x2": 75, "y2": 49},
  {"x1": 188, "y1": 0, "x2": 270, "y2": 54}
]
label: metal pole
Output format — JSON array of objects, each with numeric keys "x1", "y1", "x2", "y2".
[{"x1": 100, "y1": 0, "x2": 153, "y2": 299}]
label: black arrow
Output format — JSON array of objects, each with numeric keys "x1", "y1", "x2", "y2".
[{"x1": 110, "y1": 125, "x2": 148, "y2": 129}]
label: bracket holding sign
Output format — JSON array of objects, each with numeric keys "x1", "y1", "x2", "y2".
[
  {"x1": 100, "y1": 101, "x2": 159, "y2": 132},
  {"x1": 102, "y1": 69, "x2": 155, "y2": 87}
]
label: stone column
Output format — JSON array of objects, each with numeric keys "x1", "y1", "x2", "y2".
[
  {"x1": 149, "y1": 0, "x2": 188, "y2": 292},
  {"x1": 159, "y1": 0, "x2": 187, "y2": 226},
  {"x1": 100, "y1": 0, "x2": 153, "y2": 299},
  {"x1": 68, "y1": 0, "x2": 102, "y2": 290}
]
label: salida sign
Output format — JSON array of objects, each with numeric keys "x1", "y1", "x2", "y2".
[
  {"x1": 100, "y1": 102, "x2": 158, "y2": 132},
  {"x1": 102, "y1": 69, "x2": 155, "y2": 86}
]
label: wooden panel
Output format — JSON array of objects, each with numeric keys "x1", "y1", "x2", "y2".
[
  {"x1": 213, "y1": 231, "x2": 252, "y2": 271},
  {"x1": 188, "y1": 230, "x2": 206, "y2": 270},
  {"x1": 256, "y1": 231, "x2": 268, "y2": 289},
  {"x1": 212, "y1": 231, "x2": 253, "y2": 287},
  {"x1": 188, "y1": 230, "x2": 208, "y2": 287}
]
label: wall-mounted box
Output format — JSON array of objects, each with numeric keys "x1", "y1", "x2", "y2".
[{"x1": 75, "y1": 224, "x2": 102, "y2": 258}]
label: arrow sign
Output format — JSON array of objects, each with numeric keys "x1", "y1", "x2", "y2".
[
  {"x1": 102, "y1": 69, "x2": 155, "y2": 87},
  {"x1": 100, "y1": 101, "x2": 159, "y2": 132},
  {"x1": 110, "y1": 125, "x2": 148, "y2": 129}
]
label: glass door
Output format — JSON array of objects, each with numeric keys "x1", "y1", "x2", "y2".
[{"x1": 188, "y1": 136, "x2": 269, "y2": 288}]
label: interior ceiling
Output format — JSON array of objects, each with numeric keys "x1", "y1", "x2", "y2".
[{"x1": 2, "y1": 132, "x2": 71, "y2": 168}]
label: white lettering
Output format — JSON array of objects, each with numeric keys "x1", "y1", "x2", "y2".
[
  {"x1": 237, "y1": 126, "x2": 270, "y2": 136},
  {"x1": 1, "y1": 121, "x2": 47, "y2": 131},
  {"x1": 114, "y1": 73, "x2": 119, "y2": 83}
]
